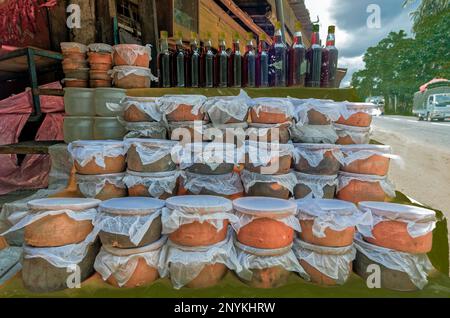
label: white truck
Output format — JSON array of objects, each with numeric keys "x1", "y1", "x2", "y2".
[{"x1": 413, "y1": 82, "x2": 450, "y2": 121}]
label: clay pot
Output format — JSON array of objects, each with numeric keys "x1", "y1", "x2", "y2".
[
  {"x1": 126, "y1": 170, "x2": 180, "y2": 199},
  {"x1": 62, "y1": 60, "x2": 89, "y2": 71},
  {"x1": 233, "y1": 197, "x2": 298, "y2": 249},
  {"x1": 24, "y1": 214, "x2": 93, "y2": 248},
  {"x1": 101, "y1": 238, "x2": 165, "y2": 288},
  {"x1": 307, "y1": 109, "x2": 331, "y2": 125},
  {"x1": 76, "y1": 174, "x2": 127, "y2": 201},
  {"x1": 337, "y1": 172, "x2": 392, "y2": 204},
  {"x1": 246, "y1": 123, "x2": 291, "y2": 144},
  {"x1": 126, "y1": 139, "x2": 177, "y2": 173},
  {"x1": 299, "y1": 260, "x2": 352, "y2": 286},
  {"x1": 293, "y1": 144, "x2": 342, "y2": 175},
  {"x1": 64, "y1": 79, "x2": 88, "y2": 88},
  {"x1": 90, "y1": 80, "x2": 112, "y2": 88},
  {"x1": 22, "y1": 240, "x2": 100, "y2": 293},
  {"x1": 341, "y1": 145, "x2": 392, "y2": 176},
  {"x1": 170, "y1": 220, "x2": 229, "y2": 247},
  {"x1": 186, "y1": 162, "x2": 235, "y2": 175},
  {"x1": 166, "y1": 104, "x2": 206, "y2": 122},
  {"x1": 246, "y1": 181, "x2": 290, "y2": 199},
  {"x1": 123, "y1": 97, "x2": 159, "y2": 122},
  {"x1": 90, "y1": 70, "x2": 111, "y2": 81},
  {"x1": 113, "y1": 44, "x2": 151, "y2": 67},
  {"x1": 294, "y1": 174, "x2": 337, "y2": 200},
  {"x1": 336, "y1": 103, "x2": 376, "y2": 127},
  {"x1": 88, "y1": 52, "x2": 113, "y2": 65},
  {"x1": 186, "y1": 263, "x2": 228, "y2": 289},
  {"x1": 65, "y1": 69, "x2": 90, "y2": 80},
  {"x1": 299, "y1": 220, "x2": 354, "y2": 247},
  {"x1": 185, "y1": 189, "x2": 244, "y2": 200},
  {"x1": 335, "y1": 124, "x2": 371, "y2": 145},
  {"x1": 98, "y1": 197, "x2": 165, "y2": 248},
  {"x1": 245, "y1": 142, "x2": 293, "y2": 175},
  {"x1": 245, "y1": 154, "x2": 292, "y2": 175},
  {"x1": 112, "y1": 66, "x2": 151, "y2": 89},
  {"x1": 169, "y1": 121, "x2": 212, "y2": 142},
  {"x1": 250, "y1": 108, "x2": 291, "y2": 124},
  {"x1": 61, "y1": 42, "x2": 88, "y2": 54},
  {"x1": 358, "y1": 202, "x2": 435, "y2": 254},
  {"x1": 63, "y1": 52, "x2": 86, "y2": 62},
  {"x1": 90, "y1": 63, "x2": 112, "y2": 71}
]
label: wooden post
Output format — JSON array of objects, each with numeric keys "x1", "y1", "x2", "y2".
[
  {"x1": 139, "y1": 0, "x2": 159, "y2": 72},
  {"x1": 69, "y1": 0, "x2": 96, "y2": 45},
  {"x1": 95, "y1": 0, "x2": 116, "y2": 44},
  {"x1": 47, "y1": 0, "x2": 69, "y2": 51}
]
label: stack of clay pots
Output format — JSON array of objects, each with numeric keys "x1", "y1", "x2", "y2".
[
  {"x1": 292, "y1": 144, "x2": 343, "y2": 200},
  {"x1": 3, "y1": 198, "x2": 101, "y2": 292},
  {"x1": 334, "y1": 103, "x2": 377, "y2": 145},
  {"x1": 159, "y1": 195, "x2": 241, "y2": 289},
  {"x1": 68, "y1": 140, "x2": 128, "y2": 201},
  {"x1": 176, "y1": 142, "x2": 244, "y2": 199},
  {"x1": 93, "y1": 197, "x2": 166, "y2": 288},
  {"x1": 354, "y1": 202, "x2": 436, "y2": 291},
  {"x1": 88, "y1": 43, "x2": 114, "y2": 88},
  {"x1": 241, "y1": 141, "x2": 296, "y2": 199},
  {"x1": 111, "y1": 44, "x2": 153, "y2": 89},
  {"x1": 231, "y1": 197, "x2": 307, "y2": 288},
  {"x1": 293, "y1": 199, "x2": 371, "y2": 286},
  {"x1": 123, "y1": 138, "x2": 181, "y2": 199},
  {"x1": 61, "y1": 42, "x2": 89, "y2": 88}
]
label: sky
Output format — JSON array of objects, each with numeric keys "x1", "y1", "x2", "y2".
[{"x1": 304, "y1": 0, "x2": 420, "y2": 87}]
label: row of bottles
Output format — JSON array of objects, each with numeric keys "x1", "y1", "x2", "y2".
[{"x1": 157, "y1": 23, "x2": 338, "y2": 89}]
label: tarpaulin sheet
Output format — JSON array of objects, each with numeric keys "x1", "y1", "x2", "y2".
[{"x1": 0, "y1": 82, "x2": 64, "y2": 195}]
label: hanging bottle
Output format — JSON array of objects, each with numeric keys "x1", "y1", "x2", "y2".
[
  {"x1": 243, "y1": 32, "x2": 256, "y2": 88},
  {"x1": 215, "y1": 32, "x2": 228, "y2": 88},
  {"x1": 228, "y1": 32, "x2": 242, "y2": 88},
  {"x1": 174, "y1": 31, "x2": 185, "y2": 87},
  {"x1": 270, "y1": 21, "x2": 288, "y2": 87},
  {"x1": 305, "y1": 24, "x2": 322, "y2": 87},
  {"x1": 190, "y1": 32, "x2": 201, "y2": 88},
  {"x1": 256, "y1": 33, "x2": 269, "y2": 87},
  {"x1": 289, "y1": 21, "x2": 306, "y2": 87},
  {"x1": 158, "y1": 31, "x2": 171, "y2": 88},
  {"x1": 201, "y1": 32, "x2": 215, "y2": 88},
  {"x1": 321, "y1": 25, "x2": 339, "y2": 88}
]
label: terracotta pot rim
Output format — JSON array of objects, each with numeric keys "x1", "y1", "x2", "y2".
[
  {"x1": 28, "y1": 198, "x2": 101, "y2": 212},
  {"x1": 99, "y1": 197, "x2": 165, "y2": 216},
  {"x1": 295, "y1": 238, "x2": 354, "y2": 255},
  {"x1": 103, "y1": 236, "x2": 167, "y2": 256},
  {"x1": 235, "y1": 240, "x2": 292, "y2": 257}
]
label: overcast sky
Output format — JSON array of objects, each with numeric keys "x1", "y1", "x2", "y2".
[{"x1": 304, "y1": 0, "x2": 420, "y2": 87}]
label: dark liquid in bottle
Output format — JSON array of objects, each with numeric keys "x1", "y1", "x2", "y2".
[
  {"x1": 306, "y1": 26, "x2": 322, "y2": 88},
  {"x1": 289, "y1": 34, "x2": 306, "y2": 87},
  {"x1": 243, "y1": 43, "x2": 256, "y2": 88}
]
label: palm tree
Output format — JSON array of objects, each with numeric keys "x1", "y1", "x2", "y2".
[{"x1": 403, "y1": 0, "x2": 450, "y2": 30}]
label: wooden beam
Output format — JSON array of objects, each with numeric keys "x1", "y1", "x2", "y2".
[
  {"x1": 47, "y1": 0, "x2": 69, "y2": 51},
  {"x1": 96, "y1": 0, "x2": 116, "y2": 44},
  {"x1": 0, "y1": 141, "x2": 63, "y2": 155},
  {"x1": 218, "y1": 0, "x2": 273, "y2": 45},
  {"x1": 69, "y1": 0, "x2": 96, "y2": 44},
  {"x1": 139, "y1": 0, "x2": 158, "y2": 72}
]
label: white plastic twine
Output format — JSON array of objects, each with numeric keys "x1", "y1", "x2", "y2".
[
  {"x1": 245, "y1": 141, "x2": 294, "y2": 168},
  {"x1": 334, "y1": 123, "x2": 372, "y2": 144},
  {"x1": 296, "y1": 199, "x2": 373, "y2": 238},
  {"x1": 252, "y1": 98, "x2": 296, "y2": 117},
  {"x1": 2, "y1": 208, "x2": 97, "y2": 236},
  {"x1": 182, "y1": 171, "x2": 244, "y2": 196},
  {"x1": 76, "y1": 173, "x2": 126, "y2": 198},
  {"x1": 68, "y1": 141, "x2": 126, "y2": 168},
  {"x1": 124, "y1": 139, "x2": 178, "y2": 166},
  {"x1": 93, "y1": 209, "x2": 162, "y2": 246},
  {"x1": 235, "y1": 242, "x2": 309, "y2": 281},
  {"x1": 293, "y1": 239, "x2": 356, "y2": 285},
  {"x1": 123, "y1": 170, "x2": 182, "y2": 198},
  {"x1": 290, "y1": 98, "x2": 345, "y2": 125},
  {"x1": 290, "y1": 124, "x2": 338, "y2": 144},
  {"x1": 356, "y1": 203, "x2": 436, "y2": 239},
  {"x1": 293, "y1": 172, "x2": 338, "y2": 199},
  {"x1": 240, "y1": 169, "x2": 297, "y2": 194},
  {"x1": 162, "y1": 202, "x2": 239, "y2": 235},
  {"x1": 22, "y1": 229, "x2": 99, "y2": 268},
  {"x1": 113, "y1": 44, "x2": 152, "y2": 65},
  {"x1": 158, "y1": 231, "x2": 242, "y2": 289},
  {"x1": 293, "y1": 144, "x2": 345, "y2": 167},
  {"x1": 171, "y1": 142, "x2": 238, "y2": 171},
  {"x1": 204, "y1": 90, "x2": 252, "y2": 125},
  {"x1": 354, "y1": 235, "x2": 433, "y2": 289},
  {"x1": 157, "y1": 95, "x2": 207, "y2": 121},
  {"x1": 337, "y1": 172, "x2": 396, "y2": 198},
  {"x1": 120, "y1": 96, "x2": 163, "y2": 122},
  {"x1": 94, "y1": 236, "x2": 166, "y2": 287}
]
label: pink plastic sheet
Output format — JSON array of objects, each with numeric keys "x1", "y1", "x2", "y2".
[{"x1": 0, "y1": 82, "x2": 65, "y2": 194}]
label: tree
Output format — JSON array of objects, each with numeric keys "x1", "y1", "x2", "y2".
[{"x1": 403, "y1": 0, "x2": 449, "y2": 31}]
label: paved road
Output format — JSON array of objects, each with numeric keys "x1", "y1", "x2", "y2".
[{"x1": 372, "y1": 115, "x2": 450, "y2": 243}]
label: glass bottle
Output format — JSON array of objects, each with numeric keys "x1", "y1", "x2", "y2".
[
  {"x1": 243, "y1": 32, "x2": 256, "y2": 88},
  {"x1": 305, "y1": 24, "x2": 322, "y2": 87},
  {"x1": 215, "y1": 32, "x2": 228, "y2": 88},
  {"x1": 190, "y1": 32, "x2": 200, "y2": 88},
  {"x1": 321, "y1": 25, "x2": 339, "y2": 88},
  {"x1": 228, "y1": 32, "x2": 242, "y2": 88},
  {"x1": 158, "y1": 31, "x2": 171, "y2": 88},
  {"x1": 174, "y1": 31, "x2": 185, "y2": 87},
  {"x1": 289, "y1": 21, "x2": 306, "y2": 87},
  {"x1": 256, "y1": 33, "x2": 269, "y2": 87},
  {"x1": 270, "y1": 21, "x2": 288, "y2": 87},
  {"x1": 201, "y1": 32, "x2": 215, "y2": 88}
]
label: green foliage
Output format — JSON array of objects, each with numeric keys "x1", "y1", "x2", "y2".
[{"x1": 351, "y1": 9, "x2": 450, "y2": 114}]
